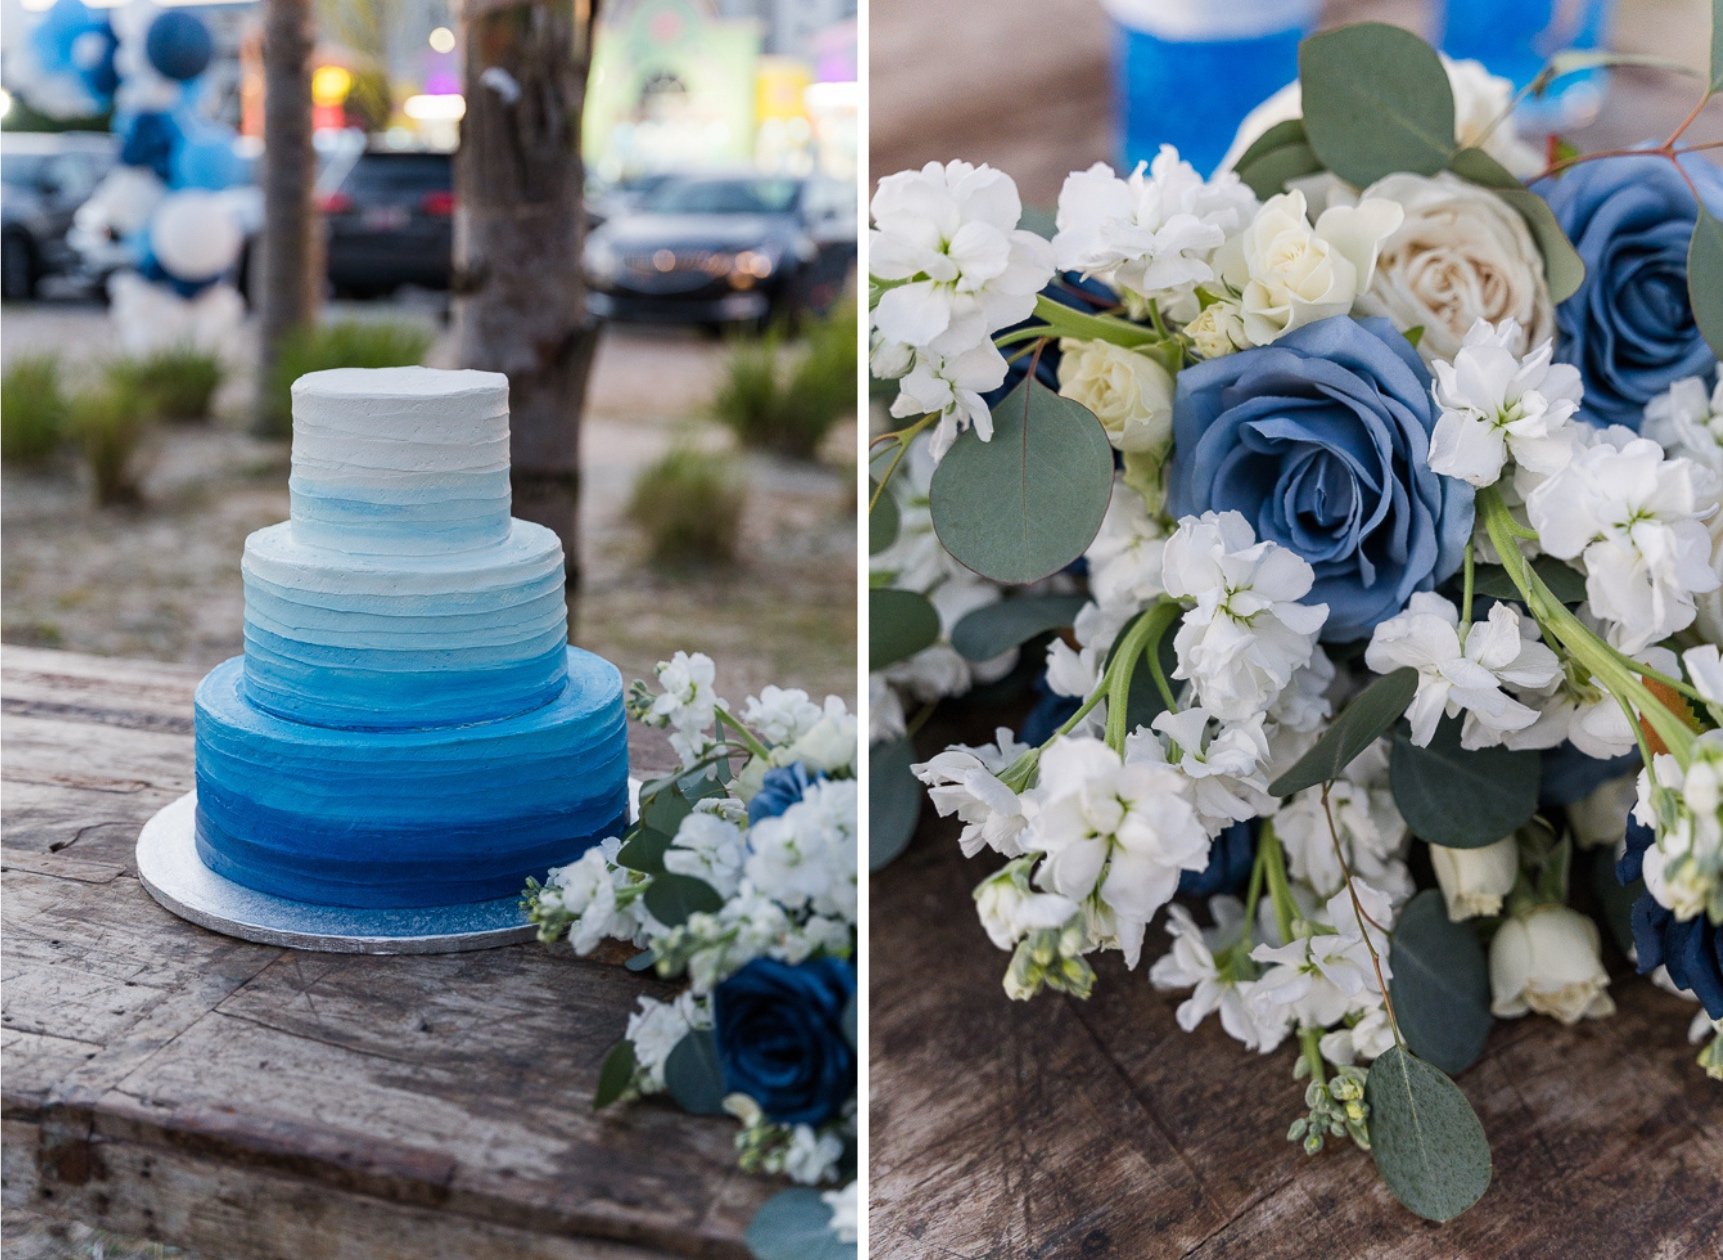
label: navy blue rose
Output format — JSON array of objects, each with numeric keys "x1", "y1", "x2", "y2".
[
  {"x1": 1540, "y1": 153, "x2": 1723, "y2": 428},
  {"x1": 1618, "y1": 818, "x2": 1723, "y2": 1018},
  {"x1": 713, "y1": 957, "x2": 855, "y2": 1127},
  {"x1": 1180, "y1": 821, "x2": 1255, "y2": 897},
  {"x1": 1168, "y1": 316, "x2": 1473, "y2": 642},
  {"x1": 747, "y1": 763, "x2": 824, "y2": 824}
]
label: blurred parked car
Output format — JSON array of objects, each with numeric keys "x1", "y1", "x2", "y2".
[
  {"x1": 582, "y1": 172, "x2": 857, "y2": 330},
  {"x1": 2, "y1": 132, "x2": 117, "y2": 300},
  {"x1": 321, "y1": 149, "x2": 453, "y2": 297},
  {"x1": 584, "y1": 171, "x2": 680, "y2": 230}
]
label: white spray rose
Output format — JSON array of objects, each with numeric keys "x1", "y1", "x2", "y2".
[
  {"x1": 1185, "y1": 298, "x2": 1250, "y2": 360},
  {"x1": 1430, "y1": 835, "x2": 1518, "y2": 921},
  {"x1": 1055, "y1": 338, "x2": 1174, "y2": 453},
  {"x1": 1489, "y1": 906, "x2": 1615, "y2": 1025}
]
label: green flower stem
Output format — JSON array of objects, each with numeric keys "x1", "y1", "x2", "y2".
[
  {"x1": 1104, "y1": 600, "x2": 1183, "y2": 753},
  {"x1": 1030, "y1": 295, "x2": 1180, "y2": 374},
  {"x1": 1459, "y1": 540, "x2": 1476, "y2": 638},
  {"x1": 1299, "y1": 1026, "x2": 1328, "y2": 1088},
  {"x1": 868, "y1": 414, "x2": 934, "y2": 515},
  {"x1": 1259, "y1": 823, "x2": 1298, "y2": 946},
  {"x1": 714, "y1": 706, "x2": 772, "y2": 762},
  {"x1": 994, "y1": 325, "x2": 1054, "y2": 349},
  {"x1": 1477, "y1": 487, "x2": 1698, "y2": 766}
]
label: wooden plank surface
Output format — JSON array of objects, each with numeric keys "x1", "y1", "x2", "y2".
[
  {"x1": 0, "y1": 645, "x2": 771, "y2": 1259},
  {"x1": 869, "y1": 2, "x2": 1723, "y2": 1254}
]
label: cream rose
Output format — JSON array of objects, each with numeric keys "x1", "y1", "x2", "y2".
[
  {"x1": 1431, "y1": 834, "x2": 1518, "y2": 921},
  {"x1": 1214, "y1": 190, "x2": 1403, "y2": 346},
  {"x1": 1489, "y1": 906, "x2": 1616, "y2": 1025},
  {"x1": 1352, "y1": 172, "x2": 1552, "y2": 364},
  {"x1": 1055, "y1": 338, "x2": 1174, "y2": 453}
]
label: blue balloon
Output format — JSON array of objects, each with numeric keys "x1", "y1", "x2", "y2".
[
  {"x1": 139, "y1": 251, "x2": 221, "y2": 299},
  {"x1": 74, "y1": 26, "x2": 118, "y2": 100},
  {"x1": 145, "y1": 11, "x2": 213, "y2": 82},
  {"x1": 29, "y1": 0, "x2": 102, "y2": 76},
  {"x1": 119, "y1": 110, "x2": 183, "y2": 182},
  {"x1": 171, "y1": 127, "x2": 246, "y2": 191}
]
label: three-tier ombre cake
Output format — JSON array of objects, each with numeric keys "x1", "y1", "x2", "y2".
[{"x1": 191, "y1": 366, "x2": 628, "y2": 909}]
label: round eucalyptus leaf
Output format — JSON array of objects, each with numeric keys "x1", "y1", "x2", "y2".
[
  {"x1": 663, "y1": 1029, "x2": 727, "y2": 1116},
  {"x1": 1689, "y1": 204, "x2": 1723, "y2": 358},
  {"x1": 1299, "y1": 23, "x2": 1456, "y2": 185},
  {"x1": 643, "y1": 873, "x2": 724, "y2": 927},
  {"x1": 929, "y1": 378, "x2": 1113, "y2": 586},
  {"x1": 870, "y1": 588, "x2": 940, "y2": 671},
  {"x1": 745, "y1": 1188, "x2": 853, "y2": 1260},
  {"x1": 1388, "y1": 891, "x2": 1493, "y2": 1075},
  {"x1": 950, "y1": 594, "x2": 1087, "y2": 662},
  {"x1": 1390, "y1": 720, "x2": 1538, "y2": 848},
  {"x1": 869, "y1": 479, "x2": 901, "y2": 555},
  {"x1": 1366, "y1": 1045, "x2": 1492, "y2": 1223},
  {"x1": 593, "y1": 1039, "x2": 636, "y2": 1110},
  {"x1": 869, "y1": 735, "x2": 922, "y2": 871},
  {"x1": 1447, "y1": 147, "x2": 1585, "y2": 303}
]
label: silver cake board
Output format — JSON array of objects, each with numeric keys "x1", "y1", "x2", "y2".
[{"x1": 137, "y1": 781, "x2": 641, "y2": 955}]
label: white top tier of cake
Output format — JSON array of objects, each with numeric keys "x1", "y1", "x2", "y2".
[{"x1": 289, "y1": 366, "x2": 513, "y2": 556}]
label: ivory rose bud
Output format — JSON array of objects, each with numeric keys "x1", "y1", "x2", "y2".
[
  {"x1": 1355, "y1": 172, "x2": 1553, "y2": 364},
  {"x1": 1185, "y1": 299, "x2": 1250, "y2": 360},
  {"x1": 1430, "y1": 834, "x2": 1518, "y2": 921},
  {"x1": 1214, "y1": 190, "x2": 1403, "y2": 346},
  {"x1": 1489, "y1": 906, "x2": 1616, "y2": 1025},
  {"x1": 1056, "y1": 338, "x2": 1175, "y2": 453}
]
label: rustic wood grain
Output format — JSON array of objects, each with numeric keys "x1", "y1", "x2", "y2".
[{"x1": 0, "y1": 645, "x2": 770, "y2": 1259}]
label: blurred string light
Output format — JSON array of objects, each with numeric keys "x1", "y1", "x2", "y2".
[
  {"x1": 311, "y1": 65, "x2": 352, "y2": 108},
  {"x1": 428, "y1": 27, "x2": 456, "y2": 54},
  {"x1": 403, "y1": 93, "x2": 465, "y2": 121}
]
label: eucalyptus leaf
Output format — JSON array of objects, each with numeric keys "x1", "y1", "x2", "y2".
[
  {"x1": 1238, "y1": 141, "x2": 1326, "y2": 201},
  {"x1": 870, "y1": 588, "x2": 941, "y2": 671},
  {"x1": 1469, "y1": 556, "x2": 1587, "y2": 606},
  {"x1": 1447, "y1": 148, "x2": 1585, "y2": 303},
  {"x1": 1230, "y1": 118, "x2": 1310, "y2": 172},
  {"x1": 929, "y1": 377, "x2": 1114, "y2": 585},
  {"x1": 594, "y1": 1039, "x2": 637, "y2": 1110},
  {"x1": 1367, "y1": 1045, "x2": 1492, "y2": 1222},
  {"x1": 1689, "y1": 205, "x2": 1723, "y2": 359},
  {"x1": 1388, "y1": 891, "x2": 1493, "y2": 1075},
  {"x1": 643, "y1": 873, "x2": 724, "y2": 927},
  {"x1": 869, "y1": 734, "x2": 922, "y2": 871},
  {"x1": 1390, "y1": 720, "x2": 1539, "y2": 848},
  {"x1": 951, "y1": 594, "x2": 1087, "y2": 662},
  {"x1": 870, "y1": 479, "x2": 901, "y2": 555},
  {"x1": 1713, "y1": 0, "x2": 1723, "y2": 92},
  {"x1": 745, "y1": 1188, "x2": 853, "y2": 1260},
  {"x1": 625, "y1": 949, "x2": 658, "y2": 972},
  {"x1": 1269, "y1": 668, "x2": 1418, "y2": 796},
  {"x1": 616, "y1": 826, "x2": 674, "y2": 877},
  {"x1": 1299, "y1": 23, "x2": 1456, "y2": 184},
  {"x1": 663, "y1": 1029, "x2": 727, "y2": 1116}
]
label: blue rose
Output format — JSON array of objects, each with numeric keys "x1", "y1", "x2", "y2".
[
  {"x1": 1618, "y1": 819, "x2": 1723, "y2": 1019},
  {"x1": 747, "y1": 763, "x2": 824, "y2": 824},
  {"x1": 713, "y1": 957, "x2": 855, "y2": 1127},
  {"x1": 1540, "y1": 153, "x2": 1723, "y2": 428},
  {"x1": 1179, "y1": 821, "x2": 1254, "y2": 897},
  {"x1": 1168, "y1": 316, "x2": 1473, "y2": 641}
]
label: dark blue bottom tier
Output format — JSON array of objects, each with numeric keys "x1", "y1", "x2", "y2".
[{"x1": 192, "y1": 648, "x2": 629, "y2": 908}]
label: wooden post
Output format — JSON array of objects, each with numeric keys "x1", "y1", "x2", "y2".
[
  {"x1": 453, "y1": 0, "x2": 601, "y2": 605},
  {"x1": 255, "y1": 0, "x2": 321, "y2": 432}
]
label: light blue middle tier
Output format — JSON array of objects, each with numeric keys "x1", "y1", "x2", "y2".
[
  {"x1": 194, "y1": 649, "x2": 629, "y2": 908},
  {"x1": 241, "y1": 519, "x2": 571, "y2": 730}
]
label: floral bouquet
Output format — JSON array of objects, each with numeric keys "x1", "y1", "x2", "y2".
[
  {"x1": 868, "y1": 21, "x2": 1723, "y2": 1223},
  {"x1": 526, "y1": 653, "x2": 859, "y2": 1258}
]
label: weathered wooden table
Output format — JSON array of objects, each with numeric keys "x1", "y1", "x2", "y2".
[
  {"x1": 1, "y1": 646, "x2": 771, "y2": 1259},
  {"x1": 870, "y1": 1, "x2": 1723, "y2": 1254}
]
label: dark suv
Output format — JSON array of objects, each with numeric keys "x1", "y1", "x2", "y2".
[
  {"x1": 2, "y1": 132, "x2": 117, "y2": 300},
  {"x1": 321, "y1": 150, "x2": 454, "y2": 296}
]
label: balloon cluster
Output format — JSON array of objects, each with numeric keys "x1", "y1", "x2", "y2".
[{"x1": 12, "y1": 0, "x2": 248, "y2": 352}]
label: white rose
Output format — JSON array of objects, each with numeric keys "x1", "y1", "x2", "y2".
[
  {"x1": 1429, "y1": 834, "x2": 1518, "y2": 921},
  {"x1": 1185, "y1": 299, "x2": 1250, "y2": 360},
  {"x1": 1567, "y1": 773, "x2": 1638, "y2": 850},
  {"x1": 1215, "y1": 190, "x2": 1403, "y2": 346},
  {"x1": 1489, "y1": 906, "x2": 1615, "y2": 1025},
  {"x1": 1055, "y1": 338, "x2": 1174, "y2": 453},
  {"x1": 1350, "y1": 172, "x2": 1553, "y2": 364}
]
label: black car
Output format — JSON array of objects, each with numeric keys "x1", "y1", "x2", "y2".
[
  {"x1": 321, "y1": 149, "x2": 453, "y2": 297},
  {"x1": 2, "y1": 132, "x2": 117, "y2": 300},
  {"x1": 582, "y1": 173, "x2": 856, "y2": 329}
]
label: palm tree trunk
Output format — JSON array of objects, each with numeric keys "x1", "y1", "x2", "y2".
[
  {"x1": 454, "y1": 0, "x2": 600, "y2": 602},
  {"x1": 256, "y1": 0, "x2": 321, "y2": 431}
]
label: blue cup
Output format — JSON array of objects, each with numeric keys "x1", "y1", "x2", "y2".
[
  {"x1": 1439, "y1": 0, "x2": 1617, "y2": 132},
  {"x1": 1104, "y1": 0, "x2": 1318, "y2": 177}
]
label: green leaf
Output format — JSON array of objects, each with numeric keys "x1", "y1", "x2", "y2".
[
  {"x1": 1230, "y1": 118, "x2": 1310, "y2": 172},
  {"x1": 1366, "y1": 1045, "x2": 1492, "y2": 1222},
  {"x1": 625, "y1": 949, "x2": 658, "y2": 972},
  {"x1": 1591, "y1": 846, "x2": 1642, "y2": 959},
  {"x1": 1299, "y1": 23, "x2": 1456, "y2": 185},
  {"x1": 950, "y1": 594, "x2": 1087, "y2": 662},
  {"x1": 1713, "y1": 0, "x2": 1723, "y2": 93},
  {"x1": 643, "y1": 873, "x2": 724, "y2": 927},
  {"x1": 1269, "y1": 668, "x2": 1418, "y2": 797},
  {"x1": 869, "y1": 588, "x2": 941, "y2": 671},
  {"x1": 1470, "y1": 556, "x2": 1586, "y2": 606},
  {"x1": 663, "y1": 1029, "x2": 727, "y2": 1116},
  {"x1": 1534, "y1": 49, "x2": 1699, "y2": 93},
  {"x1": 1231, "y1": 118, "x2": 1326, "y2": 199},
  {"x1": 1447, "y1": 148, "x2": 1585, "y2": 303},
  {"x1": 929, "y1": 377, "x2": 1114, "y2": 585},
  {"x1": 594, "y1": 1039, "x2": 637, "y2": 1110},
  {"x1": 745, "y1": 1187, "x2": 854, "y2": 1260},
  {"x1": 869, "y1": 479, "x2": 900, "y2": 555},
  {"x1": 1390, "y1": 719, "x2": 1539, "y2": 848},
  {"x1": 1689, "y1": 205, "x2": 1723, "y2": 359},
  {"x1": 869, "y1": 734, "x2": 922, "y2": 871},
  {"x1": 1388, "y1": 891, "x2": 1493, "y2": 1075},
  {"x1": 616, "y1": 826, "x2": 674, "y2": 877}
]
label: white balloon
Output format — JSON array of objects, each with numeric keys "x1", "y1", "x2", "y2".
[
  {"x1": 109, "y1": 271, "x2": 244, "y2": 357},
  {"x1": 86, "y1": 166, "x2": 167, "y2": 238},
  {"x1": 149, "y1": 191, "x2": 243, "y2": 281}
]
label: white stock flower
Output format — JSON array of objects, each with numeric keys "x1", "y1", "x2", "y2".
[
  {"x1": 1428, "y1": 318, "x2": 1583, "y2": 486},
  {"x1": 782, "y1": 1125, "x2": 845, "y2": 1185},
  {"x1": 1087, "y1": 480, "x2": 1168, "y2": 615},
  {"x1": 1056, "y1": 338, "x2": 1175, "y2": 454},
  {"x1": 1150, "y1": 898, "x2": 1288, "y2": 1053},
  {"x1": 626, "y1": 992, "x2": 706, "y2": 1090},
  {"x1": 1364, "y1": 593, "x2": 1561, "y2": 749},
  {"x1": 781, "y1": 696, "x2": 857, "y2": 775},
  {"x1": 869, "y1": 673, "x2": 907, "y2": 744},
  {"x1": 869, "y1": 160, "x2": 1054, "y2": 353},
  {"x1": 973, "y1": 859, "x2": 1081, "y2": 951},
  {"x1": 1319, "y1": 1001, "x2": 1397, "y2": 1067},
  {"x1": 1635, "y1": 732, "x2": 1723, "y2": 923},
  {"x1": 1249, "y1": 882, "x2": 1395, "y2": 1029},
  {"x1": 744, "y1": 779, "x2": 857, "y2": 919},
  {"x1": 1686, "y1": 644, "x2": 1723, "y2": 709},
  {"x1": 1162, "y1": 511, "x2": 1328, "y2": 721},
  {"x1": 1489, "y1": 906, "x2": 1615, "y2": 1024},
  {"x1": 1052, "y1": 149, "x2": 1256, "y2": 304},
  {"x1": 1213, "y1": 189, "x2": 1403, "y2": 346},
  {"x1": 889, "y1": 341, "x2": 1011, "y2": 462},
  {"x1": 740, "y1": 685, "x2": 824, "y2": 748},
  {"x1": 913, "y1": 729, "x2": 1032, "y2": 858},
  {"x1": 1022, "y1": 736, "x2": 1211, "y2": 966},
  {"x1": 543, "y1": 838, "x2": 647, "y2": 955},
  {"x1": 647, "y1": 652, "x2": 723, "y2": 764},
  {"x1": 1430, "y1": 834, "x2": 1519, "y2": 921},
  {"x1": 1526, "y1": 433, "x2": 1722, "y2": 653},
  {"x1": 1643, "y1": 375, "x2": 1723, "y2": 477},
  {"x1": 663, "y1": 812, "x2": 748, "y2": 899},
  {"x1": 1357, "y1": 174, "x2": 1553, "y2": 364},
  {"x1": 1132, "y1": 708, "x2": 1274, "y2": 837},
  {"x1": 1275, "y1": 776, "x2": 1411, "y2": 902},
  {"x1": 823, "y1": 1183, "x2": 859, "y2": 1244}
]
